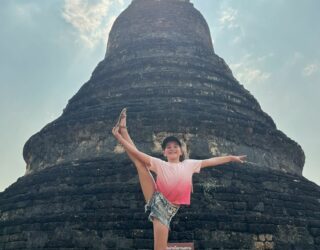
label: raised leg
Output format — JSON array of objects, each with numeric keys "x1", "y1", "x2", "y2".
[{"x1": 117, "y1": 109, "x2": 156, "y2": 202}]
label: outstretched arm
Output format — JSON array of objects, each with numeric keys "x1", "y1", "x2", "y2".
[
  {"x1": 201, "y1": 155, "x2": 246, "y2": 169},
  {"x1": 112, "y1": 126, "x2": 151, "y2": 165}
]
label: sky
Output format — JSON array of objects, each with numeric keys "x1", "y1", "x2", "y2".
[{"x1": 0, "y1": 0, "x2": 319, "y2": 192}]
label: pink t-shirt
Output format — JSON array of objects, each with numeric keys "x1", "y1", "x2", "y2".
[{"x1": 148, "y1": 157, "x2": 202, "y2": 205}]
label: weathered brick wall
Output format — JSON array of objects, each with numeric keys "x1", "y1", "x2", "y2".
[{"x1": 0, "y1": 160, "x2": 319, "y2": 249}]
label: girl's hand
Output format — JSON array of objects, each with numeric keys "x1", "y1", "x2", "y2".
[{"x1": 231, "y1": 155, "x2": 247, "y2": 163}]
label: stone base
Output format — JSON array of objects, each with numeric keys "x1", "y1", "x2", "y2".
[{"x1": 167, "y1": 242, "x2": 194, "y2": 249}]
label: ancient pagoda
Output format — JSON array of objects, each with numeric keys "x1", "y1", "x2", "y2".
[{"x1": 1, "y1": 0, "x2": 319, "y2": 249}]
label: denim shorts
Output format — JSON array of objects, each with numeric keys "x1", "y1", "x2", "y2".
[{"x1": 145, "y1": 191, "x2": 180, "y2": 230}]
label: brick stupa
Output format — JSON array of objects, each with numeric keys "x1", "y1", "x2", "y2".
[{"x1": 1, "y1": 0, "x2": 319, "y2": 249}]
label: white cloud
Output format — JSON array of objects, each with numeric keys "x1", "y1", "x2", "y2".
[
  {"x1": 117, "y1": 0, "x2": 125, "y2": 6},
  {"x1": 216, "y1": 5, "x2": 245, "y2": 45},
  {"x1": 303, "y1": 63, "x2": 319, "y2": 77},
  {"x1": 219, "y1": 7, "x2": 239, "y2": 29},
  {"x1": 62, "y1": 0, "x2": 125, "y2": 48},
  {"x1": 230, "y1": 54, "x2": 271, "y2": 85}
]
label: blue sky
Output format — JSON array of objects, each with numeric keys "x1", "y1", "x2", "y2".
[{"x1": 1, "y1": 0, "x2": 319, "y2": 192}]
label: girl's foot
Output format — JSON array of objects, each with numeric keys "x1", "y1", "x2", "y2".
[
  {"x1": 114, "y1": 108, "x2": 127, "y2": 128},
  {"x1": 119, "y1": 108, "x2": 127, "y2": 134}
]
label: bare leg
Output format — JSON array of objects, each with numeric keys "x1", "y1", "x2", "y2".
[
  {"x1": 153, "y1": 218, "x2": 169, "y2": 250},
  {"x1": 117, "y1": 110, "x2": 156, "y2": 202},
  {"x1": 116, "y1": 109, "x2": 169, "y2": 249}
]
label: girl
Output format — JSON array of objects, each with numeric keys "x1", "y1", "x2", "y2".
[{"x1": 112, "y1": 108, "x2": 246, "y2": 250}]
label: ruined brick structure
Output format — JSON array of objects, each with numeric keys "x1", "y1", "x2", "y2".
[{"x1": 1, "y1": 0, "x2": 319, "y2": 249}]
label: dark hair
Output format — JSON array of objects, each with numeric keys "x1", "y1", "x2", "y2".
[
  {"x1": 161, "y1": 136, "x2": 182, "y2": 149},
  {"x1": 161, "y1": 136, "x2": 185, "y2": 161}
]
